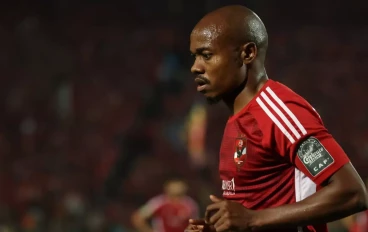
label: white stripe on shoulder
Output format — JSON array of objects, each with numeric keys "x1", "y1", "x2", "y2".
[
  {"x1": 266, "y1": 87, "x2": 307, "y2": 135},
  {"x1": 256, "y1": 97, "x2": 295, "y2": 144},
  {"x1": 260, "y1": 92, "x2": 301, "y2": 139}
]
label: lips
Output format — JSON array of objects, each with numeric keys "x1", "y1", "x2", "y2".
[{"x1": 194, "y1": 77, "x2": 209, "y2": 92}]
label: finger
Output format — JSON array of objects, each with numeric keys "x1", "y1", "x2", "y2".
[
  {"x1": 205, "y1": 204, "x2": 221, "y2": 223},
  {"x1": 206, "y1": 202, "x2": 223, "y2": 213},
  {"x1": 189, "y1": 218, "x2": 206, "y2": 225},
  {"x1": 185, "y1": 224, "x2": 202, "y2": 232},
  {"x1": 184, "y1": 228, "x2": 201, "y2": 232},
  {"x1": 215, "y1": 218, "x2": 231, "y2": 232},
  {"x1": 209, "y1": 195, "x2": 222, "y2": 203},
  {"x1": 208, "y1": 208, "x2": 224, "y2": 224},
  {"x1": 213, "y1": 214, "x2": 228, "y2": 231},
  {"x1": 186, "y1": 224, "x2": 196, "y2": 230}
]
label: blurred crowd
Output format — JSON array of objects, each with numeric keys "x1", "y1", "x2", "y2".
[{"x1": 0, "y1": 0, "x2": 367, "y2": 232}]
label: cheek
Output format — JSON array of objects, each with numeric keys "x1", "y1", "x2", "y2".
[
  {"x1": 219, "y1": 66, "x2": 244, "y2": 93},
  {"x1": 208, "y1": 59, "x2": 227, "y2": 81},
  {"x1": 210, "y1": 61, "x2": 236, "y2": 86}
]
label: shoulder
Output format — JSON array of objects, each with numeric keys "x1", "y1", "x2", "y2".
[
  {"x1": 138, "y1": 195, "x2": 167, "y2": 217},
  {"x1": 182, "y1": 196, "x2": 199, "y2": 208},
  {"x1": 250, "y1": 81, "x2": 322, "y2": 143},
  {"x1": 146, "y1": 194, "x2": 166, "y2": 207}
]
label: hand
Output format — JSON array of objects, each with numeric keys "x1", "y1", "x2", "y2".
[
  {"x1": 205, "y1": 195, "x2": 255, "y2": 232},
  {"x1": 185, "y1": 219, "x2": 215, "y2": 232}
]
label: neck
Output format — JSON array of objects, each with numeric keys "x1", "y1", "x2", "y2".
[{"x1": 223, "y1": 66, "x2": 268, "y2": 115}]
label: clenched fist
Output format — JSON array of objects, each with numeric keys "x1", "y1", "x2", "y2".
[{"x1": 205, "y1": 195, "x2": 256, "y2": 232}]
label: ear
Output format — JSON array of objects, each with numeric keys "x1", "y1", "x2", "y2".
[{"x1": 240, "y1": 42, "x2": 257, "y2": 64}]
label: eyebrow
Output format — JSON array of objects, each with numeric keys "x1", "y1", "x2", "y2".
[{"x1": 191, "y1": 47, "x2": 212, "y2": 54}]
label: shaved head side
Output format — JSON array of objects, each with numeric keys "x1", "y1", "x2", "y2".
[
  {"x1": 193, "y1": 5, "x2": 268, "y2": 60},
  {"x1": 241, "y1": 11, "x2": 268, "y2": 52}
]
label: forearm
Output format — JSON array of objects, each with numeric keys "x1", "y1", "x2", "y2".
[
  {"x1": 134, "y1": 221, "x2": 154, "y2": 232},
  {"x1": 135, "y1": 224, "x2": 154, "y2": 232},
  {"x1": 251, "y1": 184, "x2": 367, "y2": 231},
  {"x1": 133, "y1": 221, "x2": 154, "y2": 232}
]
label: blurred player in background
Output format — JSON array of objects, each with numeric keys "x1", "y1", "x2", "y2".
[
  {"x1": 187, "y1": 4, "x2": 368, "y2": 232},
  {"x1": 131, "y1": 178, "x2": 199, "y2": 232}
]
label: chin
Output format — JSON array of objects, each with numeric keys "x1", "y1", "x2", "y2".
[{"x1": 205, "y1": 94, "x2": 222, "y2": 105}]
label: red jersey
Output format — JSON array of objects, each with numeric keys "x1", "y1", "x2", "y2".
[
  {"x1": 219, "y1": 80, "x2": 349, "y2": 232},
  {"x1": 138, "y1": 195, "x2": 199, "y2": 232}
]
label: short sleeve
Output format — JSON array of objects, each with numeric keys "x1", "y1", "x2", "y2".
[
  {"x1": 138, "y1": 196, "x2": 164, "y2": 218},
  {"x1": 257, "y1": 89, "x2": 349, "y2": 185}
]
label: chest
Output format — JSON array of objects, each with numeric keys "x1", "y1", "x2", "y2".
[
  {"x1": 219, "y1": 117, "x2": 287, "y2": 180},
  {"x1": 158, "y1": 203, "x2": 191, "y2": 219}
]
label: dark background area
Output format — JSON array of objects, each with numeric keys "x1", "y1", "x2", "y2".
[{"x1": 0, "y1": 0, "x2": 367, "y2": 231}]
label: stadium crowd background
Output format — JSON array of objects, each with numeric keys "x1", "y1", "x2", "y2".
[{"x1": 0, "y1": 0, "x2": 367, "y2": 231}]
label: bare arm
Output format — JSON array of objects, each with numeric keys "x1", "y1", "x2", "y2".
[
  {"x1": 251, "y1": 163, "x2": 368, "y2": 230},
  {"x1": 131, "y1": 210, "x2": 154, "y2": 232}
]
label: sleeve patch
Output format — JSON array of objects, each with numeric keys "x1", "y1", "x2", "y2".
[{"x1": 297, "y1": 137, "x2": 334, "y2": 176}]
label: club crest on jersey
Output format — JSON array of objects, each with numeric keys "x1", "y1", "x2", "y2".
[{"x1": 234, "y1": 136, "x2": 247, "y2": 170}]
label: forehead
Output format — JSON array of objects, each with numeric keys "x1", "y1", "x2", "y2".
[{"x1": 190, "y1": 23, "x2": 225, "y2": 51}]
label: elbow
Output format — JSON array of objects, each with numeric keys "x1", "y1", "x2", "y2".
[
  {"x1": 349, "y1": 186, "x2": 368, "y2": 213},
  {"x1": 131, "y1": 212, "x2": 141, "y2": 227},
  {"x1": 358, "y1": 189, "x2": 368, "y2": 211}
]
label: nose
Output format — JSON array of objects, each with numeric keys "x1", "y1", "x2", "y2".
[{"x1": 191, "y1": 59, "x2": 205, "y2": 75}]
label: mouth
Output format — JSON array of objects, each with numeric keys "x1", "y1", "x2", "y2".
[{"x1": 194, "y1": 77, "x2": 209, "y2": 92}]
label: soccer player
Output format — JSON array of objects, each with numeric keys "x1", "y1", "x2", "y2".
[
  {"x1": 131, "y1": 178, "x2": 199, "y2": 232},
  {"x1": 186, "y1": 5, "x2": 368, "y2": 232}
]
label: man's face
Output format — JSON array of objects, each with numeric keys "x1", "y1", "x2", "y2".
[{"x1": 190, "y1": 24, "x2": 245, "y2": 104}]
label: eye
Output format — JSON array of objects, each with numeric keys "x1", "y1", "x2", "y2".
[{"x1": 202, "y1": 53, "x2": 212, "y2": 60}]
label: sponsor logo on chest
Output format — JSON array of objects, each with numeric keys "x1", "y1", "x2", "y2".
[{"x1": 222, "y1": 178, "x2": 236, "y2": 196}]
